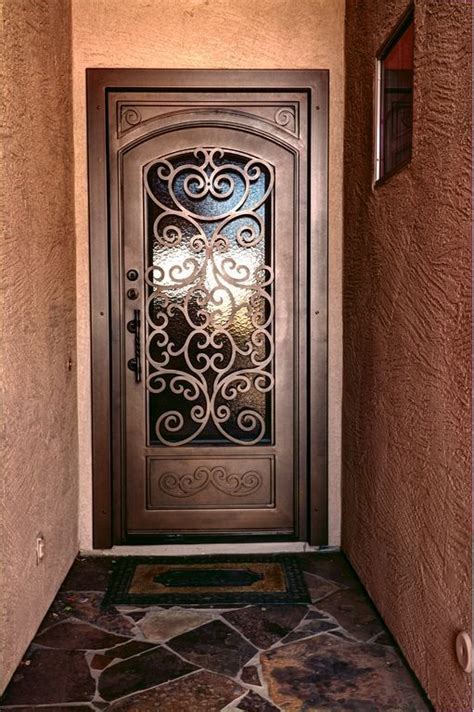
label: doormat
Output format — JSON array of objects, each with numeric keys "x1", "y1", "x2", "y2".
[{"x1": 102, "y1": 555, "x2": 310, "y2": 607}]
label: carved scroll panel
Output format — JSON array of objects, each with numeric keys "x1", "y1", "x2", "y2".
[
  {"x1": 145, "y1": 147, "x2": 275, "y2": 447},
  {"x1": 147, "y1": 456, "x2": 274, "y2": 509},
  {"x1": 118, "y1": 102, "x2": 299, "y2": 137}
]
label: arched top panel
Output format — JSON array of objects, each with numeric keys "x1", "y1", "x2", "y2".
[
  {"x1": 117, "y1": 104, "x2": 300, "y2": 140},
  {"x1": 120, "y1": 125, "x2": 296, "y2": 183},
  {"x1": 109, "y1": 102, "x2": 306, "y2": 155}
]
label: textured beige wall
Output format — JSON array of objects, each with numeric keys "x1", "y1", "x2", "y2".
[
  {"x1": 343, "y1": 1, "x2": 471, "y2": 709},
  {"x1": 0, "y1": 0, "x2": 78, "y2": 694},
  {"x1": 72, "y1": 0, "x2": 345, "y2": 548}
]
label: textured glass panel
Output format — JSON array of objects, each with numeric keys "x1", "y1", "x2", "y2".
[{"x1": 145, "y1": 148, "x2": 274, "y2": 446}]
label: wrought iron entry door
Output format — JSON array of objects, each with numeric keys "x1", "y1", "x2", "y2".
[{"x1": 99, "y1": 74, "x2": 327, "y2": 543}]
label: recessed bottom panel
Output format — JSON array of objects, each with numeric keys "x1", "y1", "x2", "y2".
[{"x1": 147, "y1": 455, "x2": 275, "y2": 510}]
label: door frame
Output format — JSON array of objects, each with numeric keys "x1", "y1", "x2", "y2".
[{"x1": 87, "y1": 69, "x2": 328, "y2": 548}]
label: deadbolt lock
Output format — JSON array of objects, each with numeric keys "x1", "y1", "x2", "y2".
[
  {"x1": 127, "y1": 269, "x2": 139, "y2": 281},
  {"x1": 127, "y1": 288, "x2": 139, "y2": 300},
  {"x1": 127, "y1": 358, "x2": 138, "y2": 372}
]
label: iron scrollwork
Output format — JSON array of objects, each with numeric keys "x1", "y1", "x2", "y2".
[{"x1": 145, "y1": 147, "x2": 275, "y2": 446}]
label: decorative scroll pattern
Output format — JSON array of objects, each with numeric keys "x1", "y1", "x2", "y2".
[
  {"x1": 274, "y1": 107, "x2": 295, "y2": 132},
  {"x1": 118, "y1": 103, "x2": 299, "y2": 137},
  {"x1": 121, "y1": 107, "x2": 142, "y2": 128},
  {"x1": 145, "y1": 147, "x2": 275, "y2": 446},
  {"x1": 159, "y1": 466, "x2": 262, "y2": 498}
]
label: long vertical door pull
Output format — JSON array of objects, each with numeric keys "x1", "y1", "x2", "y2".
[{"x1": 127, "y1": 309, "x2": 141, "y2": 382}]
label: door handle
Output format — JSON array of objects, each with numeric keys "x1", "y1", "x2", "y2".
[{"x1": 127, "y1": 309, "x2": 141, "y2": 382}]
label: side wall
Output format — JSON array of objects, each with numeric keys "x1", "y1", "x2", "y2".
[
  {"x1": 72, "y1": 0, "x2": 345, "y2": 549},
  {"x1": 343, "y1": 1, "x2": 471, "y2": 709},
  {"x1": 0, "y1": 0, "x2": 78, "y2": 693}
]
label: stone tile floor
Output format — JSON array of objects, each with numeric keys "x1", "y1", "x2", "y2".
[{"x1": 0, "y1": 553, "x2": 432, "y2": 711}]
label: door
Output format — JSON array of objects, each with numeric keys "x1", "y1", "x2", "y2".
[{"x1": 87, "y1": 70, "x2": 328, "y2": 546}]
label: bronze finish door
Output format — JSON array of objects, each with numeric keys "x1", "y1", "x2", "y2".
[{"x1": 88, "y1": 71, "x2": 328, "y2": 545}]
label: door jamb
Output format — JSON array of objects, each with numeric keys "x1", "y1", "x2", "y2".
[{"x1": 86, "y1": 69, "x2": 328, "y2": 549}]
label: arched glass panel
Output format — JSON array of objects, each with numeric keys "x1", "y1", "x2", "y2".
[{"x1": 144, "y1": 148, "x2": 274, "y2": 446}]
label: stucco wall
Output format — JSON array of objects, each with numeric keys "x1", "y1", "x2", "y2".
[
  {"x1": 342, "y1": 1, "x2": 471, "y2": 709},
  {"x1": 0, "y1": 0, "x2": 78, "y2": 694},
  {"x1": 72, "y1": 0, "x2": 345, "y2": 548}
]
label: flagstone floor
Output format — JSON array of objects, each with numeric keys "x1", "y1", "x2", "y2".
[{"x1": 0, "y1": 552, "x2": 432, "y2": 711}]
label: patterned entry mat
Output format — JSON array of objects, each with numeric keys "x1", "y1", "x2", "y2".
[{"x1": 102, "y1": 555, "x2": 310, "y2": 607}]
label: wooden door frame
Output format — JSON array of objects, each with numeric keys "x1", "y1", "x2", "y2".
[{"x1": 87, "y1": 69, "x2": 328, "y2": 549}]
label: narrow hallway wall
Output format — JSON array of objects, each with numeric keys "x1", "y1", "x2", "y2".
[
  {"x1": 342, "y1": 1, "x2": 471, "y2": 709},
  {"x1": 1, "y1": 0, "x2": 78, "y2": 693}
]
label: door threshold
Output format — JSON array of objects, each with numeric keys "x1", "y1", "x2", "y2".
[{"x1": 81, "y1": 541, "x2": 323, "y2": 557}]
